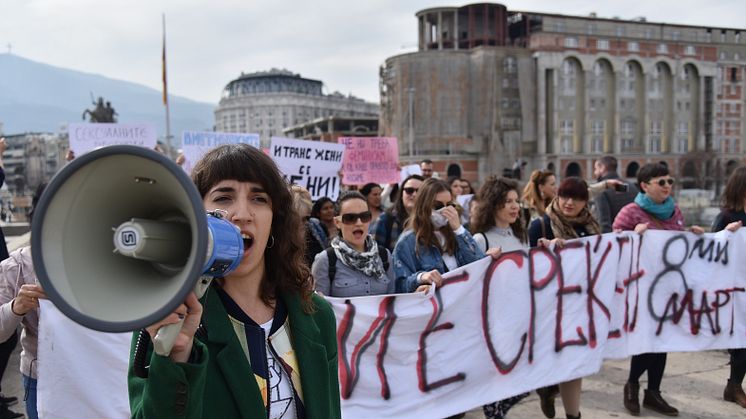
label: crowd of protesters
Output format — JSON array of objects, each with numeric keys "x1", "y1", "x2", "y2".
[
  {"x1": 4, "y1": 142, "x2": 746, "y2": 418},
  {"x1": 299, "y1": 155, "x2": 746, "y2": 419}
]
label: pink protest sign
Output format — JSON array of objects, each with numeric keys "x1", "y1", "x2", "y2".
[{"x1": 338, "y1": 137, "x2": 399, "y2": 185}]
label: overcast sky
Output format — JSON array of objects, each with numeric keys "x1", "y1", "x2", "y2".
[{"x1": 3, "y1": 0, "x2": 745, "y2": 105}]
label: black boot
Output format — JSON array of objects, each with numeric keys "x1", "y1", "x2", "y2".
[
  {"x1": 566, "y1": 413, "x2": 581, "y2": 419},
  {"x1": 0, "y1": 404, "x2": 23, "y2": 419},
  {"x1": 643, "y1": 389, "x2": 679, "y2": 416},
  {"x1": 623, "y1": 381, "x2": 640, "y2": 415},
  {"x1": 536, "y1": 385, "x2": 558, "y2": 418}
]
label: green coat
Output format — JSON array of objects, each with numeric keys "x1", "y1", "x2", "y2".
[{"x1": 128, "y1": 288, "x2": 341, "y2": 419}]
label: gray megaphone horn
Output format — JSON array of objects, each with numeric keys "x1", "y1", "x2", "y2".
[{"x1": 31, "y1": 145, "x2": 243, "y2": 356}]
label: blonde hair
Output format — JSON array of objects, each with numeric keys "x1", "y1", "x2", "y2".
[{"x1": 521, "y1": 169, "x2": 555, "y2": 217}]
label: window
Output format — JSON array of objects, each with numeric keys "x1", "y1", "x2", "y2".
[
  {"x1": 684, "y1": 45, "x2": 696, "y2": 56},
  {"x1": 616, "y1": 26, "x2": 625, "y2": 37},
  {"x1": 657, "y1": 43, "x2": 668, "y2": 54},
  {"x1": 650, "y1": 121, "x2": 663, "y2": 153},
  {"x1": 561, "y1": 137, "x2": 573, "y2": 153},
  {"x1": 565, "y1": 37, "x2": 578, "y2": 48},
  {"x1": 645, "y1": 29, "x2": 653, "y2": 39},
  {"x1": 503, "y1": 57, "x2": 517, "y2": 73},
  {"x1": 560, "y1": 120, "x2": 574, "y2": 134},
  {"x1": 592, "y1": 120, "x2": 605, "y2": 134},
  {"x1": 587, "y1": 24, "x2": 596, "y2": 35},
  {"x1": 628, "y1": 42, "x2": 639, "y2": 52},
  {"x1": 597, "y1": 39, "x2": 609, "y2": 50},
  {"x1": 720, "y1": 51, "x2": 728, "y2": 60},
  {"x1": 554, "y1": 22, "x2": 566, "y2": 32}
]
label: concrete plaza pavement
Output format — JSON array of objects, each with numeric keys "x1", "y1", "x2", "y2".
[{"x1": 464, "y1": 350, "x2": 744, "y2": 419}]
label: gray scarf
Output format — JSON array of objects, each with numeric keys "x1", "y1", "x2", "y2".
[{"x1": 330, "y1": 235, "x2": 386, "y2": 279}]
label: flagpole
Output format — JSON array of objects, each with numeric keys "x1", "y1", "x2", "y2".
[{"x1": 162, "y1": 13, "x2": 172, "y2": 158}]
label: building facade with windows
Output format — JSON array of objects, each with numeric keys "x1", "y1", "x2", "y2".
[
  {"x1": 215, "y1": 69, "x2": 379, "y2": 146},
  {"x1": 380, "y1": 3, "x2": 746, "y2": 191}
]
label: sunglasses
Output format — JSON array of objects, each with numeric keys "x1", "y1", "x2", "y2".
[
  {"x1": 403, "y1": 187, "x2": 419, "y2": 195},
  {"x1": 648, "y1": 178, "x2": 675, "y2": 187},
  {"x1": 433, "y1": 201, "x2": 455, "y2": 211},
  {"x1": 340, "y1": 211, "x2": 372, "y2": 225}
]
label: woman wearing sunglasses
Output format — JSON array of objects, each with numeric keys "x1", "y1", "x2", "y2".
[
  {"x1": 375, "y1": 174, "x2": 425, "y2": 251},
  {"x1": 312, "y1": 191, "x2": 395, "y2": 297},
  {"x1": 614, "y1": 162, "x2": 703, "y2": 417},
  {"x1": 392, "y1": 178, "x2": 485, "y2": 294}
]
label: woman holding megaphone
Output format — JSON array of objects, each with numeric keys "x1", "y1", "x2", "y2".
[{"x1": 128, "y1": 144, "x2": 341, "y2": 418}]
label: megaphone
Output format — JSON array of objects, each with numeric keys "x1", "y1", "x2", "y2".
[{"x1": 31, "y1": 145, "x2": 243, "y2": 355}]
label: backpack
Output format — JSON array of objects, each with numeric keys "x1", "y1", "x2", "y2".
[{"x1": 326, "y1": 246, "x2": 390, "y2": 282}]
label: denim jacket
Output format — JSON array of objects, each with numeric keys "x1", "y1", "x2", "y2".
[{"x1": 392, "y1": 227, "x2": 485, "y2": 293}]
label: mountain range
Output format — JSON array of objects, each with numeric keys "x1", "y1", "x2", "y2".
[{"x1": 0, "y1": 53, "x2": 215, "y2": 142}]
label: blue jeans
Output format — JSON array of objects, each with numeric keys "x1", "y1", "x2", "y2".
[{"x1": 22, "y1": 374, "x2": 37, "y2": 419}]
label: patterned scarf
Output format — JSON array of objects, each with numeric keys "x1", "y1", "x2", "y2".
[
  {"x1": 546, "y1": 198, "x2": 601, "y2": 240},
  {"x1": 330, "y1": 235, "x2": 386, "y2": 279}
]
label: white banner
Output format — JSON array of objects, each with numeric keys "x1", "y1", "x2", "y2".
[
  {"x1": 181, "y1": 131, "x2": 260, "y2": 174},
  {"x1": 37, "y1": 301, "x2": 131, "y2": 418},
  {"x1": 328, "y1": 229, "x2": 746, "y2": 418},
  {"x1": 270, "y1": 136, "x2": 345, "y2": 200},
  {"x1": 68, "y1": 122, "x2": 157, "y2": 155}
]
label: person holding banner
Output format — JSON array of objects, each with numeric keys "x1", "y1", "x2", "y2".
[
  {"x1": 392, "y1": 178, "x2": 485, "y2": 294},
  {"x1": 613, "y1": 162, "x2": 703, "y2": 417},
  {"x1": 710, "y1": 166, "x2": 746, "y2": 408},
  {"x1": 470, "y1": 176, "x2": 530, "y2": 418},
  {"x1": 375, "y1": 174, "x2": 425, "y2": 251},
  {"x1": 129, "y1": 144, "x2": 340, "y2": 419},
  {"x1": 311, "y1": 191, "x2": 394, "y2": 297},
  {"x1": 527, "y1": 177, "x2": 601, "y2": 419}
]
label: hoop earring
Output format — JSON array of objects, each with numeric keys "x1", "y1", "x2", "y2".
[{"x1": 267, "y1": 234, "x2": 275, "y2": 249}]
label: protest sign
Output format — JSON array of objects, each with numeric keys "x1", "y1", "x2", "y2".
[
  {"x1": 338, "y1": 137, "x2": 399, "y2": 185},
  {"x1": 328, "y1": 229, "x2": 746, "y2": 419},
  {"x1": 399, "y1": 164, "x2": 422, "y2": 183},
  {"x1": 68, "y1": 123, "x2": 157, "y2": 155},
  {"x1": 37, "y1": 301, "x2": 131, "y2": 418},
  {"x1": 270, "y1": 136, "x2": 345, "y2": 200},
  {"x1": 181, "y1": 131, "x2": 260, "y2": 174}
]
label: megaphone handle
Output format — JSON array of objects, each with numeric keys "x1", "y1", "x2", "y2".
[{"x1": 152, "y1": 277, "x2": 213, "y2": 357}]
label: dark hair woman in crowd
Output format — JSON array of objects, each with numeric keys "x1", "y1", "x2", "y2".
[
  {"x1": 528, "y1": 177, "x2": 601, "y2": 419},
  {"x1": 311, "y1": 191, "x2": 394, "y2": 297},
  {"x1": 129, "y1": 144, "x2": 340, "y2": 418},
  {"x1": 310, "y1": 197, "x2": 338, "y2": 247},
  {"x1": 470, "y1": 175, "x2": 529, "y2": 418},
  {"x1": 448, "y1": 176, "x2": 464, "y2": 197},
  {"x1": 711, "y1": 165, "x2": 746, "y2": 409},
  {"x1": 360, "y1": 182, "x2": 384, "y2": 230},
  {"x1": 613, "y1": 162, "x2": 704, "y2": 417},
  {"x1": 392, "y1": 178, "x2": 484, "y2": 293},
  {"x1": 375, "y1": 174, "x2": 424, "y2": 251},
  {"x1": 472, "y1": 176, "x2": 527, "y2": 253}
]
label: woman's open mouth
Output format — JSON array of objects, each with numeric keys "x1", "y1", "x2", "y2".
[{"x1": 241, "y1": 233, "x2": 254, "y2": 256}]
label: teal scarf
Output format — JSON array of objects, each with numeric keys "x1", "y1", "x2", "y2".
[{"x1": 634, "y1": 193, "x2": 675, "y2": 220}]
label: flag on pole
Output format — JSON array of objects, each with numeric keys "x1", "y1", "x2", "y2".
[{"x1": 162, "y1": 14, "x2": 168, "y2": 106}]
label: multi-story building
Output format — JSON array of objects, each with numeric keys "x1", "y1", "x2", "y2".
[
  {"x1": 2, "y1": 132, "x2": 68, "y2": 195},
  {"x1": 283, "y1": 116, "x2": 379, "y2": 142},
  {"x1": 215, "y1": 69, "x2": 379, "y2": 146},
  {"x1": 380, "y1": 3, "x2": 746, "y2": 191}
]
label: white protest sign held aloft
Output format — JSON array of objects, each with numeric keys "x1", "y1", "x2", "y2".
[
  {"x1": 181, "y1": 131, "x2": 260, "y2": 174},
  {"x1": 270, "y1": 136, "x2": 345, "y2": 200},
  {"x1": 338, "y1": 137, "x2": 399, "y2": 185},
  {"x1": 328, "y1": 229, "x2": 746, "y2": 419},
  {"x1": 68, "y1": 123, "x2": 157, "y2": 155},
  {"x1": 399, "y1": 164, "x2": 422, "y2": 183}
]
